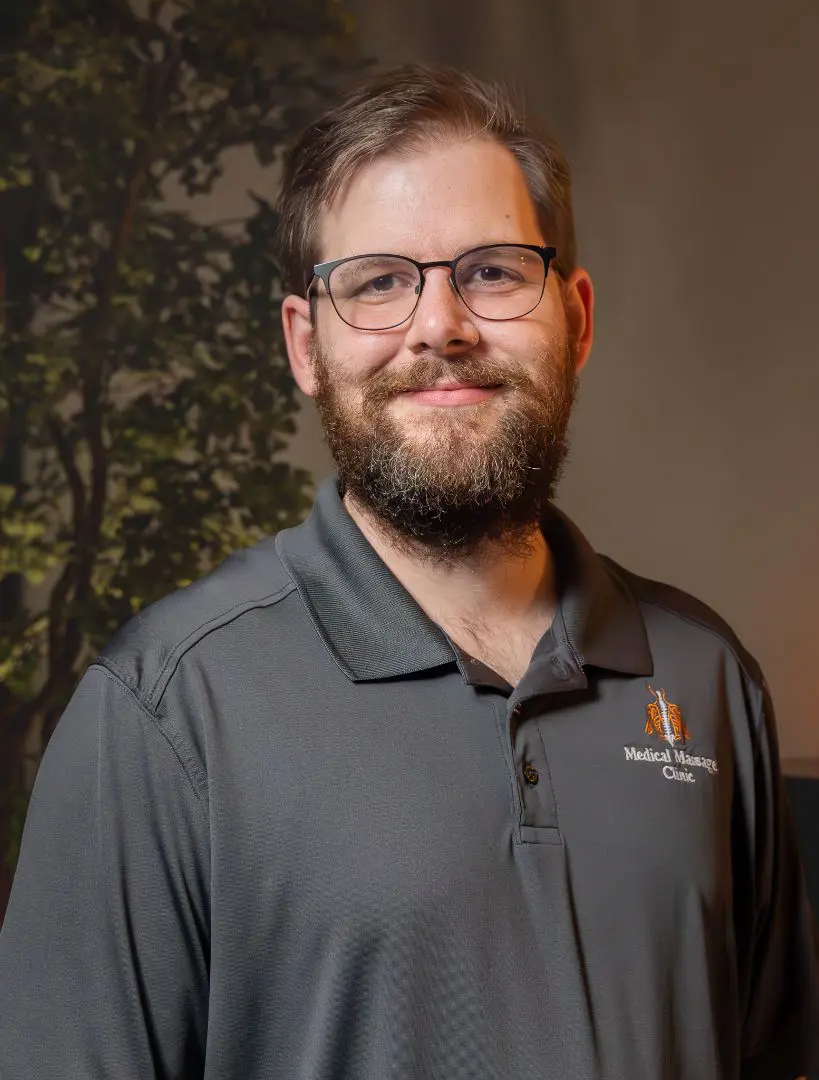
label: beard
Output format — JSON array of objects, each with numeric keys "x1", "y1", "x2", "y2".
[{"x1": 310, "y1": 335, "x2": 578, "y2": 562}]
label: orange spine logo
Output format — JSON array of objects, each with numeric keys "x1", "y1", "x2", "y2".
[{"x1": 645, "y1": 685, "x2": 690, "y2": 746}]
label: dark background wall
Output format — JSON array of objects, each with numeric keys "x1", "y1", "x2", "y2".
[{"x1": 789, "y1": 773, "x2": 819, "y2": 919}]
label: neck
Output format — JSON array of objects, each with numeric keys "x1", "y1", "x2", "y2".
[{"x1": 343, "y1": 492, "x2": 557, "y2": 645}]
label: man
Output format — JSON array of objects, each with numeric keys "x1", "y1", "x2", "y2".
[{"x1": 1, "y1": 65, "x2": 817, "y2": 1080}]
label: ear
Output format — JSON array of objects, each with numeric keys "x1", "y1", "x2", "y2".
[
  {"x1": 282, "y1": 294, "x2": 317, "y2": 396},
  {"x1": 560, "y1": 267, "x2": 594, "y2": 374}
]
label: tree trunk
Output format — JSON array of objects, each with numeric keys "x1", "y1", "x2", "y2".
[
  {"x1": 0, "y1": 709, "x2": 32, "y2": 925},
  {"x1": 0, "y1": 400, "x2": 28, "y2": 927},
  {"x1": 0, "y1": 406, "x2": 25, "y2": 624}
]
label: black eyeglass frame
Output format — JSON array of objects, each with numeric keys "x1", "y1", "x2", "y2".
[{"x1": 307, "y1": 243, "x2": 558, "y2": 330}]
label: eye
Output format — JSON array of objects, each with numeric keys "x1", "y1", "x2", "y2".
[
  {"x1": 460, "y1": 262, "x2": 523, "y2": 291},
  {"x1": 332, "y1": 258, "x2": 419, "y2": 302},
  {"x1": 360, "y1": 273, "x2": 404, "y2": 294},
  {"x1": 473, "y1": 265, "x2": 517, "y2": 284},
  {"x1": 456, "y1": 246, "x2": 543, "y2": 295}
]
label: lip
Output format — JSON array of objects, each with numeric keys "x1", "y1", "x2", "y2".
[
  {"x1": 425, "y1": 380, "x2": 487, "y2": 391},
  {"x1": 399, "y1": 381, "x2": 502, "y2": 406}
]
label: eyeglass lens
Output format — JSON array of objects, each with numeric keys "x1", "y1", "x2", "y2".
[{"x1": 328, "y1": 245, "x2": 547, "y2": 330}]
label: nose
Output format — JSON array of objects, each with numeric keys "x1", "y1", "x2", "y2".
[{"x1": 403, "y1": 267, "x2": 479, "y2": 355}]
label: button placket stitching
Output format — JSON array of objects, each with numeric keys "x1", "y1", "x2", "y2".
[
  {"x1": 490, "y1": 696, "x2": 525, "y2": 839},
  {"x1": 533, "y1": 714, "x2": 561, "y2": 833}
]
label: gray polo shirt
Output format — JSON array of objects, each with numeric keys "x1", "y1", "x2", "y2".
[{"x1": 2, "y1": 477, "x2": 818, "y2": 1080}]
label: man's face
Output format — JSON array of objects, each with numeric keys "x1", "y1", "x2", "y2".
[{"x1": 283, "y1": 138, "x2": 592, "y2": 558}]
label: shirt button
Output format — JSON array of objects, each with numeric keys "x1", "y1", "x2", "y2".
[{"x1": 522, "y1": 762, "x2": 539, "y2": 786}]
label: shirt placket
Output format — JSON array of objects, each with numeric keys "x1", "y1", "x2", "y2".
[{"x1": 511, "y1": 699, "x2": 559, "y2": 831}]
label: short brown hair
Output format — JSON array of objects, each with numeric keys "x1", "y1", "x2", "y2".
[{"x1": 274, "y1": 64, "x2": 577, "y2": 296}]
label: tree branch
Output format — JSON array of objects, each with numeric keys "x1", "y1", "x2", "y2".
[
  {"x1": 67, "y1": 34, "x2": 183, "y2": 630},
  {"x1": 44, "y1": 555, "x2": 75, "y2": 694},
  {"x1": 47, "y1": 415, "x2": 87, "y2": 542}
]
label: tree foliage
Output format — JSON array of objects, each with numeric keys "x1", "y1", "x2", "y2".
[{"x1": 0, "y1": 0, "x2": 361, "y2": 880}]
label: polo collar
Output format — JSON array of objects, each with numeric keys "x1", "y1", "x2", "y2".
[{"x1": 275, "y1": 477, "x2": 652, "y2": 683}]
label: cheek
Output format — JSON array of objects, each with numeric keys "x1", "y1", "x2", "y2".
[
  {"x1": 320, "y1": 324, "x2": 406, "y2": 383},
  {"x1": 483, "y1": 325, "x2": 551, "y2": 363}
]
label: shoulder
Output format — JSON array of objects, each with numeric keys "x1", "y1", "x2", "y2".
[
  {"x1": 96, "y1": 535, "x2": 298, "y2": 712},
  {"x1": 604, "y1": 556, "x2": 766, "y2": 694}
]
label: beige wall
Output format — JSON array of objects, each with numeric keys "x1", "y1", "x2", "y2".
[{"x1": 286, "y1": 0, "x2": 819, "y2": 760}]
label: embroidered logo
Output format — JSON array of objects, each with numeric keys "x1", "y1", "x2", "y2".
[
  {"x1": 644, "y1": 685, "x2": 691, "y2": 747},
  {"x1": 621, "y1": 683, "x2": 719, "y2": 784}
]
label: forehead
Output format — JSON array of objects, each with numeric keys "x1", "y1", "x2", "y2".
[{"x1": 318, "y1": 138, "x2": 541, "y2": 262}]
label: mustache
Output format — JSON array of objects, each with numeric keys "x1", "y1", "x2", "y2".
[{"x1": 363, "y1": 355, "x2": 536, "y2": 404}]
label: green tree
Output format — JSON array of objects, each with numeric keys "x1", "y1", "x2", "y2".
[{"x1": 0, "y1": 0, "x2": 361, "y2": 916}]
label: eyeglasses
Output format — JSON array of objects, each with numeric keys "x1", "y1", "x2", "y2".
[{"x1": 308, "y1": 243, "x2": 557, "y2": 331}]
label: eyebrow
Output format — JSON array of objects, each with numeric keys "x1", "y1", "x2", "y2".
[
  {"x1": 330, "y1": 239, "x2": 539, "y2": 263},
  {"x1": 416, "y1": 239, "x2": 532, "y2": 259}
]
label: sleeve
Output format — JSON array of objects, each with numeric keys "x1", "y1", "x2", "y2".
[
  {"x1": 0, "y1": 664, "x2": 210, "y2": 1079},
  {"x1": 739, "y1": 677, "x2": 819, "y2": 1080}
]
